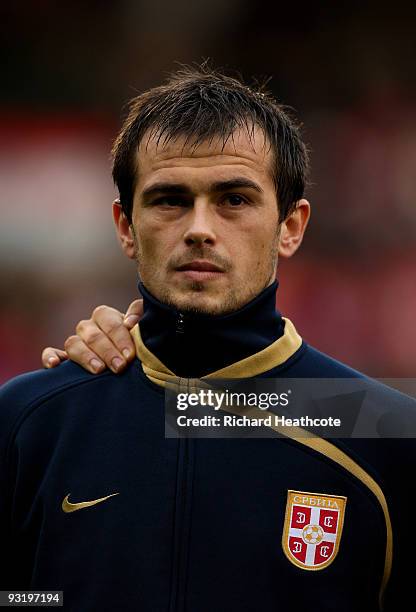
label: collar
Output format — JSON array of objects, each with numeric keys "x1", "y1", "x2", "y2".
[
  {"x1": 132, "y1": 316, "x2": 302, "y2": 388},
  {"x1": 131, "y1": 281, "x2": 302, "y2": 386}
]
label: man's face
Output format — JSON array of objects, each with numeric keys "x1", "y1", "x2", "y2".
[{"x1": 129, "y1": 128, "x2": 281, "y2": 315}]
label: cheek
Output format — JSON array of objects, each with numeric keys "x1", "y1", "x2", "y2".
[
  {"x1": 236, "y1": 223, "x2": 275, "y2": 267},
  {"x1": 135, "y1": 223, "x2": 175, "y2": 270}
]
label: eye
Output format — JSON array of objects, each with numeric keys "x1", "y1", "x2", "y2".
[
  {"x1": 154, "y1": 196, "x2": 187, "y2": 207},
  {"x1": 222, "y1": 194, "x2": 247, "y2": 207}
]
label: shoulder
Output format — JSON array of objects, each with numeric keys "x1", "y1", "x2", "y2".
[
  {"x1": 300, "y1": 343, "x2": 415, "y2": 405},
  {"x1": 0, "y1": 361, "x2": 106, "y2": 410},
  {"x1": 0, "y1": 361, "x2": 141, "y2": 449},
  {"x1": 286, "y1": 342, "x2": 367, "y2": 378},
  {"x1": 279, "y1": 342, "x2": 416, "y2": 433},
  {"x1": 0, "y1": 363, "x2": 99, "y2": 435}
]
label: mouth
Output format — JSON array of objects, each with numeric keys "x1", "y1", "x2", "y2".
[{"x1": 175, "y1": 260, "x2": 225, "y2": 281}]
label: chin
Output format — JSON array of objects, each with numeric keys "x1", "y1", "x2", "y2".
[
  {"x1": 151, "y1": 278, "x2": 255, "y2": 316},
  {"x1": 170, "y1": 287, "x2": 246, "y2": 316},
  {"x1": 172, "y1": 295, "x2": 223, "y2": 315}
]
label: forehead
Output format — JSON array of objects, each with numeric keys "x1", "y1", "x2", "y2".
[{"x1": 135, "y1": 127, "x2": 274, "y2": 191}]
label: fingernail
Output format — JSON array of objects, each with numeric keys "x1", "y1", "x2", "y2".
[
  {"x1": 90, "y1": 358, "x2": 104, "y2": 373},
  {"x1": 111, "y1": 357, "x2": 124, "y2": 372},
  {"x1": 47, "y1": 357, "x2": 58, "y2": 367},
  {"x1": 122, "y1": 348, "x2": 132, "y2": 359},
  {"x1": 124, "y1": 315, "x2": 138, "y2": 327}
]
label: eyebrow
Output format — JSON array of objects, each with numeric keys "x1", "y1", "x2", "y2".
[{"x1": 141, "y1": 177, "x2": 264, "y2": 199}]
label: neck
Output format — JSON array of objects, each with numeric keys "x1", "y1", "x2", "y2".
[{"x1": 138, "y1": 281, "x2": 284, "y2": 378}]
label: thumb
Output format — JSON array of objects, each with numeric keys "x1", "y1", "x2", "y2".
[{"x1": 123, "y1": 299, "x2": 143, "y2": 328}]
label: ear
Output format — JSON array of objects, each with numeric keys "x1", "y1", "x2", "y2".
[
  {"x1": 278, "y1": 199, "x2": 311, "y2": 258},
  {"x1": 112, "y1": 200, "x2": 136, "y2": 259}
]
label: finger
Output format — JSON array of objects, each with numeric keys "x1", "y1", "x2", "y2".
[
  {"x1": 64, "y1": 335, "x2": 107, "y2": 374},
  {"x1": 91, "y1": 305, "x2": 136, "y2": 362},
  {"x1": 123, "y1": 299, "x2": 143, "y2": 328},
  {"x1": 42, "y1": 347, "x2": 68, "y2": 369},
  {"x1": 75, "y1": 319, "x2": 129, "y2": 372}
]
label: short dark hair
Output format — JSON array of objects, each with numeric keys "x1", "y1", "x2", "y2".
[{"x1": 112, "y1": 64, "x2": 309, "y2": 222}]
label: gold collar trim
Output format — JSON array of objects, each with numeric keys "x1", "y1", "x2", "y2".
[{"x1": 131, "y1": 317, "x2": 302, "y2": 386}]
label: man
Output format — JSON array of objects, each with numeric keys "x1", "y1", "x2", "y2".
[{"x1": 1, "y1": 65, "x2": 413, "y2": 611}]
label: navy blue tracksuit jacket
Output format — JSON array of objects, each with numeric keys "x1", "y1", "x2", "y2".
[{"x1": 0, "y1": 283, "x2": 414, "y2": 611}]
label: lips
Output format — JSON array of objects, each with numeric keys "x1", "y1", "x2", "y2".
[{"x1": 176, "y1": 260, "x2": 224, "y2": 273}]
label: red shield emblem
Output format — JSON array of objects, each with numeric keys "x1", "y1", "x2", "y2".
[{"x1": 282, "y1": 490, "x2": 347, "y2": 570}]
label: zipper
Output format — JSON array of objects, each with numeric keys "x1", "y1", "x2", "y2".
[
  {"x1": 176, "y1": 312, "x2": 185, "y2": 334},
  {"x1": 169, "y1": 437, "x2": 194, "y2": 612},
  {"x1": 169, "y1": 311, "x2": 193, "y2": 611}
]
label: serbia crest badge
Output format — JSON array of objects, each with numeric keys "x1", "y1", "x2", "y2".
[{"x1": 282, "y1": 490, "x2": 347, "y2": 570}]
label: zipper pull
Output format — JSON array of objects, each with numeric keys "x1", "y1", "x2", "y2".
[{"x1": 176, "y1": 312, "x2": 185, "y2": 334}]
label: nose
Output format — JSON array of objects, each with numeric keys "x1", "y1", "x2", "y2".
[{"x1": 182, "y1": 199, "x2": 216, "y2": 246}]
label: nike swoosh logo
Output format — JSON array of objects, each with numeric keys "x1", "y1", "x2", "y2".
[{"x1": 62, "y1": 492, "x2": 119, "y2": 513}]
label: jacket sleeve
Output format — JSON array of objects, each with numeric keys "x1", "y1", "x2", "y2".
[
  {"x1": 380, "y1": 438, "x2": 416, "y2": 611},
  {"x1": 0, "y1": 376, "x2": 27, "y2": 589}
]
